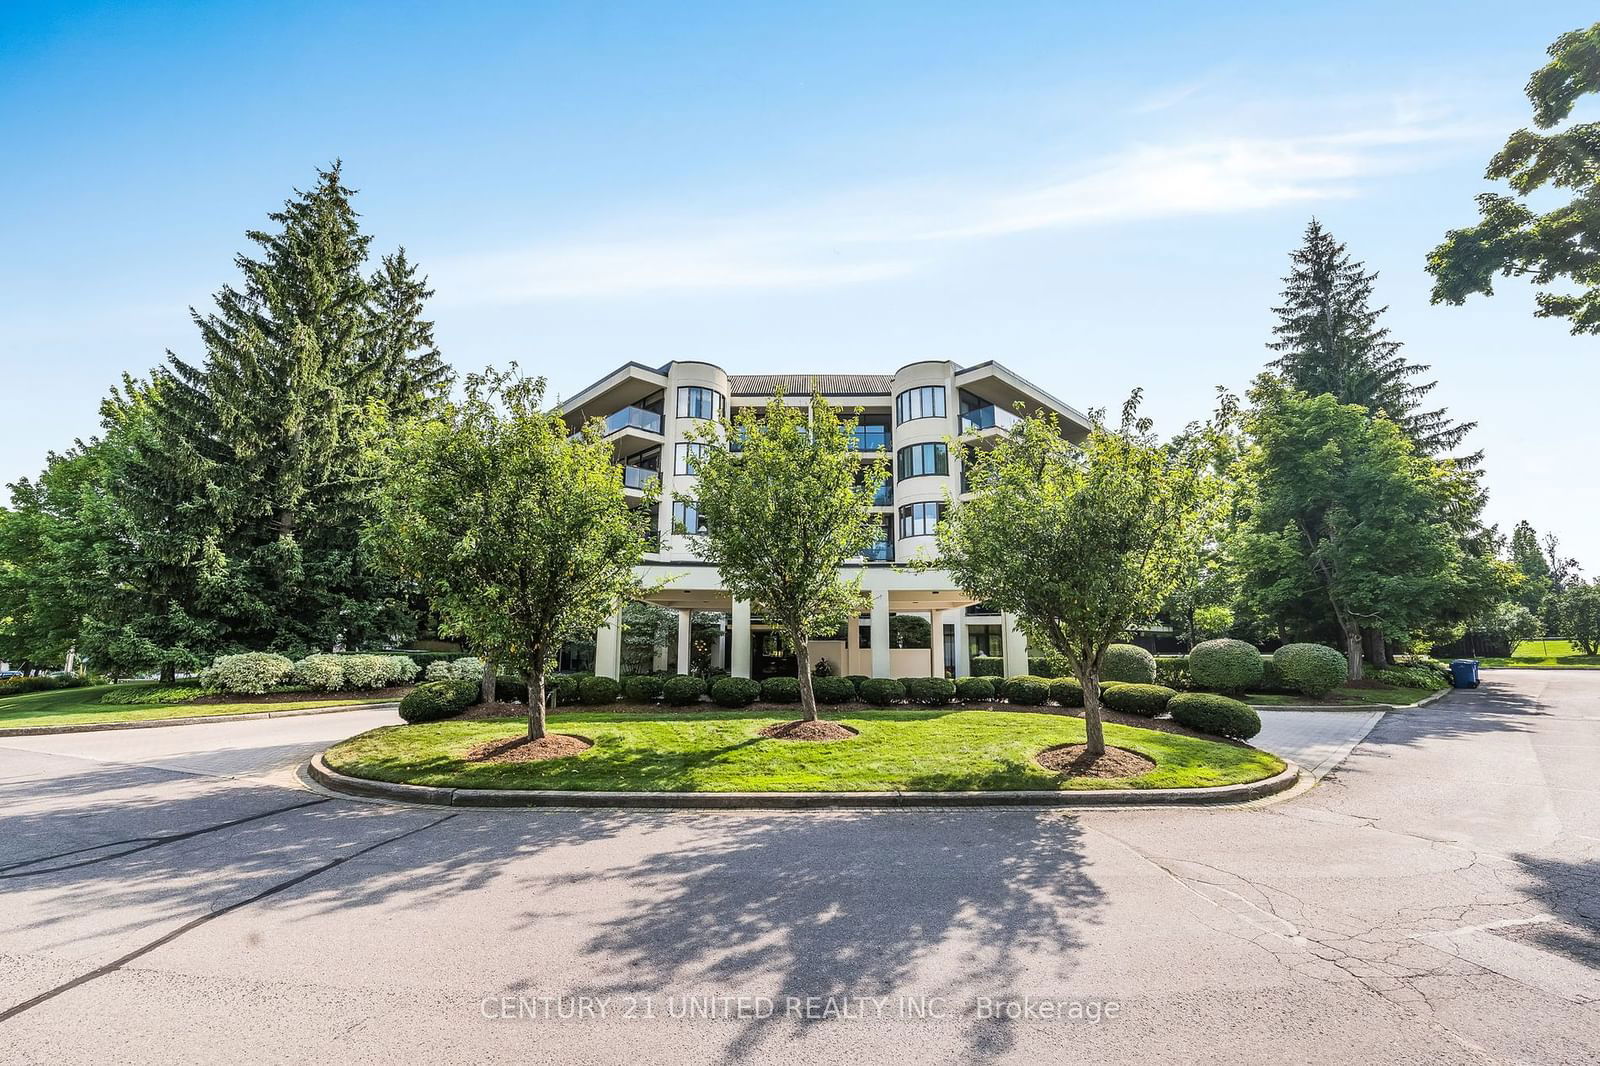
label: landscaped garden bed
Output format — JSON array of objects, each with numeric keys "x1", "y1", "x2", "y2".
[
  {"x1": 322, "y1": 708, "x2": 1285, "y2": 793},
  {"x1": 0, "y1": 683, "x2": 405, "y2": 732}
]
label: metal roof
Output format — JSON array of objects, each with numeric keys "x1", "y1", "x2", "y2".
[{"x1": 728, "y1": 373, "x2": 893, "y2": 396}]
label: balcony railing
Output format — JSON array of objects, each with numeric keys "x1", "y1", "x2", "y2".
[
  {"x1": 862, "y1": 540, "x2": 893, "y2": 562},
  {"x1": 852, "y1": 425, "x2": 890, "y2": 452},
  {"x1": 623, "y1": 465, "x2": 658, "y2": 490},
  {"x1": 871, "y1": 480, "x2": 893, "y2": 506},
  {"x1": 604, "y1": 405, "x2": 663, "y2": 436},
  {"x1": 959, "y1": 404, "x2": 1020, "y2": 433}
]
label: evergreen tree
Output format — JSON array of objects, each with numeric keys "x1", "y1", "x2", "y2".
[
  {"x1": 1509, "y1": 520, "x2": 1554, "y2": 613},
  {"x1": 1269, "y1": 220, "x2": 1475, "y2": 460}
]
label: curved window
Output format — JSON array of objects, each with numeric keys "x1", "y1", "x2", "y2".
[
  {"x1": 671, "y1": 501, "x2": 707, "y2": 535},
  {"x1": 895, "y1": 385, "x2": 946, "y2": 425},
  {"x1": 673, "y1": 442, "x2": 709, "y2": 476},
  {"x1": 897, "y1": 442, "x2": 949, "y2": 481},
  {"x1": 676, "y1": 386, "x2": 724, "y2": 420},
  {"x1": 898, "y1": 501, "x2": 943, "y2": 539}
]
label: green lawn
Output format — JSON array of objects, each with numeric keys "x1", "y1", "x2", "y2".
[
  {"x1": 1244, "y1": 684, "x2": 1435, "y2": 707},
  {"x1": 0, "y1": 683, "x2": 397, "y2": 731},
  {"x1": 1480, "y1": 639, "x2": 1600, "y2": 669},
  {"x1": 323, "y1": 708, "x2": 1285, "y2": 793}
]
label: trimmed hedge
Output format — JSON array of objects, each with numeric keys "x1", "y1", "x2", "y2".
[
  {"x1": 903, "y1": 676, "x2": 956, "y2": 706},
  {"x1": 1, "y1": 672, "x2": 93, "y2": 698},
  {"x1": 203, "y1": 653, "x2": 295, "y2": 694},
  {"x1": 1168, "y1": 692, "x2": 1261, "y2": 740},
  {"x1": 1099, "y1": 682, "x2": 1176, "y2": 716},
  {"x1": 1027, "y1": 655, "x2": 1071, "y2": 679},
  {"x1": 624, "y1": 675, "x2": 666, "y2": 702},
  {"x1": 398, "y1": 679, "x2": 477, "y2": 724},
  {"x1": 577, "y1": 674, "x2": 621, "y2": 705},
  {"x1": 1188, "y1": 639, "x2": 1264, "y2": 694},
  {"x1": 662, "y1": 675, "x2": 705, "y2": 706},
  {"x1": 1101, "y1": 644, "x2": 1157, "y2": 684},
  {"x1": 845, "y1": 675, "x2": 870, "y2": 695},
  {"x1": 761, "y1": 676, "x2": 802, "y2": 703},
  {"x1": 1048, "y1": 677, "x2": 1084, "y2": 708},
  {"x1": 95, "y1": 683, "x2": 202, "y2": 706},
  {"x1": 549, "y1": 674, "x2": 586, "y2": 705},
  {"x1": 970, "y1": 655, "x2": 1004, "y2": 677},
  {"x1": 813, "y1": 676, "x2": 857, "y2": 704},
  {"x1": 858, "y1": 678, "x2": 905, "y2": 706},
  {"x1": 426, "y1": 656, "x2": 485, "y2": 684},
  {"x1": 1369, "y1": 666, "x2": 1449, "y2": 693},
  {"x1": 292, "y1": 653, "x2": 346, "y2": 690},
  {"x1": 1155, "y1": 655, "x2": 1190, "y2": 690},
  {"x1": 954, "y1": 676, "x2": 995, "y2": 702},
  {"x1": 1273, "y1": 643, "x2": 1348, "y2": 697},
  {"x1": 1003, "y1": 675, "x2": 1050, "y2": 706},
  {"x1": 710, "y1": 676, "x2": 760, "y2": 707}
]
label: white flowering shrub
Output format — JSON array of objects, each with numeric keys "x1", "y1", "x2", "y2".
[
  {"x1": 291, "y1": 654, "x2": 346, "y2": 691},
  {"x1": 383, "y1": 655, "x2": 421, "y2": 684},
  {"x1": 424, "y1": 660, "x2": 455, "y2": 682},
  {"x1": 202, "y1": 653, "x2": 295, "y2": 695},
  {"x1": 340, "y1": 655, "x2": 393, "y2": 689}
]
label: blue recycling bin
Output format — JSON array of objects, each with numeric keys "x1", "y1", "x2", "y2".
[{"x1": 1449, "y1": 659, "x2": 1479, "y2": 688}]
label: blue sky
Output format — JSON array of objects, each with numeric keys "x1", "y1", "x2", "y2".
[{"x1": 2, "y1": 1, "x2": 1596, "y2": 568}]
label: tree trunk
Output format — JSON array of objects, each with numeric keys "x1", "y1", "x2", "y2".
[
  {"x1": 481, "y1": 657, "x2": 496, "y2": 706},
  {"x1": 1078, "y1": 666, "x2": 1106, "y2": 757},
  {"x1": 1343, "y1": 628, "x2": 1364, "y2": 681},
  {"x1": 794, "y1": 633, "x2": 819, "y2": 723},
  {"x1": 526, "y1": 647, "x2": 548, "y2": 740},
  {"x1": 1363, "y1": 628, "x2": 1388, "y2": 669},
  {"x1": 160, "y1": 661, "x2": 176, "y2": 685}
]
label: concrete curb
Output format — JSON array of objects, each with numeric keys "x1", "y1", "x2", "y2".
[
  {"x1": 306, "y1": 752, "x2": 1301, "y2": 810},
  {"x1": 0, "y1": 702, "x2": 399, "y2": 738},
  {"x1": 1246, "y1": 688, "x2": 1455, "y2": 713}
]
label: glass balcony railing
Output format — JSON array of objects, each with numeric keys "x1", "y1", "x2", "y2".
[
  {"x1": 871, "y1": 480, "x2": 893, "y2": 506},
  {"x1": 959, "y1": 404, "x2": 1020, "y2": 433},
  {"x1": 604, "y1": 406, "x2": 663, "y2": 435},
  {"x1": 852, "y1": 425, "x2": 890, "y2": 452},
  {"x1": 862, "y1": 540, "x2": 893, "y2": 562},
  {"x1": 623, "y1": 465, "x2": 658, "y2": 490}
]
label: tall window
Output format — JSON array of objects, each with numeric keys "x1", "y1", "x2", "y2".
[
  {"x1": 898, "y1": 501, "x2": 943, "y2": 538},
  {"x1": 671, "y1": 501, "x2": 707, "y2": 534},
  {"x1": 676, "y1": 386, "x2": 724, "y2": 420},
  {"x1": 897, "y1": 442, "x2": 949, "y2": 481},
  {"x1": 673, "y1": 442, "x2": 709, "y2": 476},
  {"x1": 895, "y1": 385, "x2": 946, "y2": 424}
]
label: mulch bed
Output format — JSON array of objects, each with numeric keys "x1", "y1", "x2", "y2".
[
  {"x1": 464, "y1": 733, "x2": 593, "y2": 763},
  {"x1": 453, "y1": 700, "x2": 535, "y2": 721},
  {"x1": 192, "y1": 685, "x2": 412, "y2": 705},
  {"x1": 1036, "y1": 743, "x2": 1156, "y2": 779},
  {"x1": 757, "y1": 720, "x2": 859, "y2": 742}
]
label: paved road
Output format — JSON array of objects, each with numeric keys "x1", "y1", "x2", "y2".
[{"x1": 1, "y1": 674, "x2": 1595, "y2": 1064}]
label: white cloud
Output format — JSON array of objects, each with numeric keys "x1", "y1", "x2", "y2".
[{"x1": 433, "y1": 104, "x2": 1479, "y2": 305}]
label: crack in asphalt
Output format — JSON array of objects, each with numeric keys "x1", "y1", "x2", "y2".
[
  {"x1": 0, "y1": 810, "x2": 457, "y2": 1024},
  {"x1": 0, "y1": 797, "x2": 332, "y2": 878}
]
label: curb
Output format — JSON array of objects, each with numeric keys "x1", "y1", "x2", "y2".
[
  {"x1": 1245, "y1": 688, "x2": 1455, "y2": 713},
  {"x1": 306, "y1": 752, "x2": 1301, "y2": 810},
  {"x1": 0, "y1": 702, "x2": 399, "y2": 738}
]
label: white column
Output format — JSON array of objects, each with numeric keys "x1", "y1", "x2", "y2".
[
  {"x1": 1001, "y1": 611, "x2": 1028, "y2": 677},
  {"x1": 731, "y1": 599, "x2": 753, "y2": 678},
  {"x1": 595, "y1": 607, "x2": 624, "y2": 680},
  {"x1": 954, "y1": 611, "x2": 971, "y2": 677},
  {"x1": 870, "y1": 589, "x2": 891, "y2": 678},
  {"x1": 713, "y1": 617, "x2": 727, "y2": 672},
  {"x1": 676, "y1": 608, "x2": 694, "y2": 674}
]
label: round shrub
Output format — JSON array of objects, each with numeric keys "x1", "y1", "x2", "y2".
[
  {"x1": 292, "y1": 653, "x2": 345, "y2": 691},
  {"x1": 969, "y1": 655, "x2": 1004, "y2": 677},
  {"x1": 202, "y1": 652, "x2": 294, "y2": 695},
  {"x1": 858, "y1": 678, "x2": 905, "y2": 706},
  {"x1": 1099, "y1": 682, "x2": 1176, "y2": 717},
  {"x1": 424, "y1": 659, "x2": 454, "y2": 682},
  {"x1": 1101, "y1": 644, "x2": 1156, "y2": 684},
  {"x1": 340, "y1": 655, "x2": 393, "y2": 690},
  {"x1": 1049, "y1": 677, "x2": 1084, "y2": 708},
  {"x1": 1188, "y1": 639, "x2": 1264, "y2": 693},
  {"x1": 577, "y1": 674, "x2": 621, "y2": 704},
  {"x1": 845, "y1": 675, "x2": 870, "y2": 696},
  {"x1": 1155, "y1": 655, "x2": 1191, "y2": 690},
  {"x1": 397, "y1": 680, "x2": 474, "y2": 724},
  {"x1": 954, "y1": 676, "x2": 995, "y2": 702},
  {"x1": 428, "y1": 656, "x2": 485, "y2": 684},
  {"x1": 1003, "y1": 675, "x2": 1050, "y2": 706},
  {"x1": 383, "y1": 655, "x2": 421, "y2": 684},
  {"x1": 1028, "y1": 655, "x2": 1070, "y2": 679},
  {"x1": 710, "y1": 676, "x2": 760, "y2": 707},
  {"x1": 624, "y1": 674, "x2": 666, "y2": 702},
  {"x1": 903, "y1": 675, "x2": 956, "y2": 706},
  {"x1": 761, "y1": 676, "x2": 801, "y2": 703},
  {"x1": 1272, "y1": 643, "x2": 1348, "y2": 697},
  {"x1": 1169, "y1": 692, "x2": 1261, "y2": 740},
  {"x1": 494, "y1": 675, "x2": 526, "y2": 703},
  {"x1": 662, "y1": 675, "x2": 705, "y2": 706},
  {"x1": 813, "y1": 676, "x2": 857, "y2": 704},
  {"x1": 549, "y1": 673, "x2": 588, "y2": 705}
]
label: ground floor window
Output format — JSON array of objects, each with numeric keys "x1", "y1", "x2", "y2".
[{"x1": 967, "y1": 624, "x2": 1002, "y2": 659}]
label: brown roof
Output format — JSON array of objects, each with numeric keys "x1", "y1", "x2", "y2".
[{"x1": 728, "y1": 373, "x2": 893, "y2": 396}]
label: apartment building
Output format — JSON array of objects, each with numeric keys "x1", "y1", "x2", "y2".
[{"x1": 556, "y1": 359, "x2": 1091, "y2": 680}]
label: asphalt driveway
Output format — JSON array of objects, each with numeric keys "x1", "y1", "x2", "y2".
[{"x1": 1, "y1": 672, "x2": 1595, "y2": 1064}]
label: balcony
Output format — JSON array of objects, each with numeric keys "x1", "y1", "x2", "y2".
[
  {"x1": 623, "y1": 465, "x2": 658, "y2": 492},
  {"x1": 605, "y1": 405, "x2": 663, "y2": 435},
  {"x1": 871, "y1": 479, "x2": 893, "y2": 506},
  {"x1": 862, "y1": 540, "x2": 893, "y2": 562},
  {"x1": 959, "y1": 404, "x2": 1020, "y2": 434},
  {"x1": 852, "y1": 425, "x2": 890, "y2": 452}
]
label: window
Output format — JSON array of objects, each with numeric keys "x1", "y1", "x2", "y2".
[
  {"x1": 676, "y1": 386, "x2": 724, "y2": 420},
  {"x1": 674, "y1": 442, "x2": 709, "y2": 476},
  {"x1": 671, "y1": 501, "x2": 707, "y2": 534},
  {"x1": 898, "y1": 501, "x2": 943, "y2": 538},
  {"x1": 897, "y1": 442, "x2": 949, "y2": 481},
  {"x1": 895, "y1": 385, "x2": 946, "y2": 424}
]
